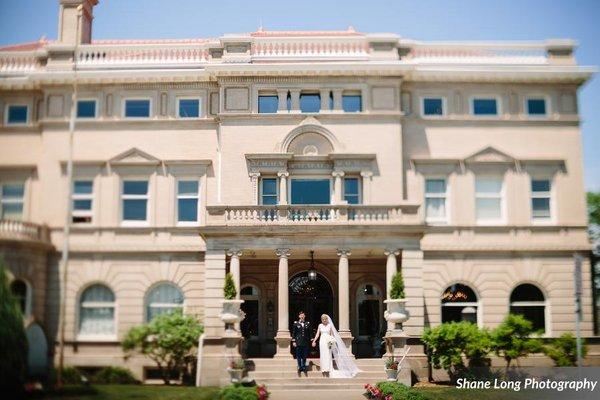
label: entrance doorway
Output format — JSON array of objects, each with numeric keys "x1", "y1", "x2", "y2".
[{"x1": 288, "y1": 272, "x2": 334, "y2": 357}]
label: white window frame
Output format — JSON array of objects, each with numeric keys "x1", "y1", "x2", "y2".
[
  {"x1": 475, "y1": 175, "x2": 505, "y2": 225},
  {"x1": 76, "y1": 98, "x2": 98, "y2": 119},
  {"x1": 424, "y1": 176, "x2": 449, "y2": 224},
  {"x1": 343, "y1": 176, "x2": 362, "y2": 204},
  {"x1": 176, "y1": 178, "x2": 201, "y2": 226},
  {"x1": 4, "y1": 104, "x2": 29, "y2": 125},
  {"x1": 524, "y1": 95, "x2": 550, "y2": 118},
  {"x1": 420, "y1": 96, "x2": 447, "y2": 118},
  {"x1": 122, "y1": 98, "x2": 152, "y2": 119},
  {"x1": 72, "y1": 180, "x2": 94, "y2": 224},
  {"x1": 259, "y1": 177, "x2": 279, "y2": 205},
  {"x1": 176, "y1": 97, "x2": 202, "y2": 119},
  {"x1": 77, "y1": 284, "x2": 117, "y2": 341},
  {"x1": 530, "y1": 177, "x2": 554, "y2": 224},
  {"x1": 145, "y1": 282, "x2": 185, "y2": 322},
  {"x1": 121, "y1": 178, "x2": 150, "y2": 226},
  {"x1": 0, "y1": 181, "x2": 25, "y2": 220},
  {"x1": 469, "y1": 96, "x2": 502, "y2": 117}
]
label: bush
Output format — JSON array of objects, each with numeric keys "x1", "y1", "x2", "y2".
[
  {"x1": 371, "y1": 382, "x2": 426, "y2": 400},
  {"x1": 421, "y1": 321, "x2": 491, "y2": 382},
  {"x1": 389, "y1": 272, "x2": 405, "y2": 299},
  {"x1": 492, "y1": 314, "x2": 543, "y2": 370},
  {"x1": 219, "y1": 383, "x2": 264, "y2": 400},
  {"x1": 224, "y1": 273, "x2": 237, "y2": 300},
  {"x1": 60, "y1": 366, "x2": 84, "y2": 385},
  {"x1": 544, "y1": 333, "x2": 588, "y2": 367},
  {"x1": 91, "y1": 366, "x2": 139, "y2": 384},
  {"x1": 0, "y1": 261, "x2": 28, "y2": 397}
]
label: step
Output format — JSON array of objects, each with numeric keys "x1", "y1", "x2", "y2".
[
  {"x1": 248, "y1": 371, "x2": 383, "y2": 378},
  {"x1": 269, "y1": 388, "x2": 365, "y2": 400}
]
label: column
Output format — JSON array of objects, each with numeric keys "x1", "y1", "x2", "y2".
[
  {"x1": 332, "y1": 89, "x2": 343, "y2": 111},
  {"x1": 274, "y1": 248, "x2": 292, "y2": 357},
  {"x1": 277, "y1": 89, "x2": 289, "y2": 113},
  {"x1": 360, "y1": 170, "x2": 373, "y2": 205},
  {"x1": 277, "y1": 171, "x2": 289, "y2": 205},
  {"x1": 290, "y1": 89, "x2": 301, "y2": 113},
  {"x1": 337, "y1": 248, "x2": 353, "y2": 355},
  {"x1": 332, "y1": 170, "x2": 345, "y2": 204},
  {"x1": 320, "y1": 89, "x2": 331, "y2": 111},
  {"x1": 249, "y1": 172, "x2": 260, "y2": 205},
  {"x1": 227, "y1": 249, "x2": 243, "y2": 299},
  {"x1": 385, "y1": 248, "x2": 399, "y2": 299}
]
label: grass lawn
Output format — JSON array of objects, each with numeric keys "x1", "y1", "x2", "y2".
[
  {"x1": 35, "y1": 385, "x2": 220, "y2": 400},
  {"x1": 415, "y1": 387, "x2": 535, "y2": 400}
]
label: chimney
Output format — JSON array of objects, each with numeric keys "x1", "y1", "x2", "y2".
[{"x1": 58, "y1": 0, "x2": 99, "y2": 45}]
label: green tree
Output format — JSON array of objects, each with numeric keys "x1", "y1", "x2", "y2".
[
  {"x1": 122, "y1": 310, "x2": 203, "y2": 385},
  {"x1": 544, "y1": 333, "x2": 587, "y2": 367},
  {"x1": 0, "y1": 261, "x2": 28, "y2": 397},
  {"x1": 588, "y1": 192, "x2": 600, "y2": 227},
  {"x1": 491, "y1": 314, "x2": 543, "y2": 371},
  {"x1": 389, "y1": 271, "x2": 405, "y2": 299},
  {"x1": 224, "y1": 273, "x2": 237, "y2": 300}
]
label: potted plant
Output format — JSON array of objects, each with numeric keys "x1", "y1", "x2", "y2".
[
  {"x1": 384, "y1": 357, "x2": 400, "y2": 381},
  {"x1": 227, "y1": 358, "x2": 246, "y2": 382},
  {"x1": 220, "y1": 273, "x2": 245, "y2": 332},
  {"x1": 384, "y1": 272, "x2": 410, "y2": 332}
]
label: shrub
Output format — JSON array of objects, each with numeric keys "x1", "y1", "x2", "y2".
[
  {"x1": 122, "y1": 310, "x2": 203, "y2": 385},
  {"x1": 384, "y1": 357, "x2": 399, "y2": 370},
  {"x1": 421, "y1": 321, "x2": 491, "y2": 382},
  {"x1": 224, "y1": 273, "x2": 237, "y2": 300},
  {"x1": 364, "y1": 382, "x2": 426, "y2": 400},
  {"x1": 389, "y1": 272, "x2": 405, "y2": 299},
  {"x1": 219, "y1": 383, "x2": 269, "y2": 400},
  {"x1": 60, "y1": 366, "x2": 83, "y2": 385},
  {"x1": 91, "y1": 366, "x2": 139, "y2": 384},
  {"x1": 544, "y1": 333, "x2": 588, "y2": 367},
  {"x1": 491, "y1": 314, "x2": 543, "y2": 370},
  {"x1": 0, "y1": 261, "x2": 28, "y2": 397}
]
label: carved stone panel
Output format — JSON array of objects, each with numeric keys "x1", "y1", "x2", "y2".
[
  {"x1": 47, "y1": 95, "x2": 64, "y2": 117},
  {"x1": 224, "y1": 87, "x2": 249, "y2": 111},
  {"x1": 371, "y1": 86, "x2": 397, "y2": 110}
]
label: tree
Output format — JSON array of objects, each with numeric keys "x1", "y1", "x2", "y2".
[
  {"x1": 491, "y1": 314, "x2": 543, "y2": 371},
  {"x1": 0, "y1": 261, "x2": 28, "y2": 398},
  {"x1": 122, "y1": 310, "x2": 203, "y2": 385},
  {"x1": 588, "y1": 192, "x2": 600, "y2": 227},
  {"x1": 544, "y1": 333, "x2": 588, "y2": 367},
  {"x1": 224, "y1": 273, "x2": 237, "y2": 300},
  {"x1": 389, "y1": 272, "x2": 405, "y2": 299}
]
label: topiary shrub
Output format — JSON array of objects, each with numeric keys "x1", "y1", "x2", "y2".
[
  {"x1": 389, "y1": 272, "x2": 405, "y2": 299},
  {"x1": 491, "y1": 314, "x2": 543, "y2": 371},
  {"x1": 60, "y1": 366, "x2": 84, "y2": 385},
  {"x1": 544, "y1": 332, "x2": 587, "y2": 367},
  {"x1": 0, "y1": 261, "x2": 28, "y2": 398},
  {"x1": 92, "y1": 366, "x2": 139, "y2": 384},
  {"x1": 224, "y1": 273, "x2": 237, "y2": 300}
]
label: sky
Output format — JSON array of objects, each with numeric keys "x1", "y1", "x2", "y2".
[{"x1": 0, "y1": 0, "x2": 598, "y2": 191}]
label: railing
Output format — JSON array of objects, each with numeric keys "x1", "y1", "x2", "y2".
[
  {"x1": 206, "y1": 204, "x2": 421, "y2": 226},
  {"x1": 0, "y1": 220, "x2": 51, "y2": 243}
]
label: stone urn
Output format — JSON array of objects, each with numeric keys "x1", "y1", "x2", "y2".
[
  {"x1": 384, "y1": 299, "x2": 409, "y2": 331},
  {"x1": 385, "y1": 367, "x2": 399, "y2": 381},
  {"x1": 227, "y1": 367, "x2": 244, "y2": 382},
  {"x1": 220, "y1": 299, "x2": 245, "y2": 331}
]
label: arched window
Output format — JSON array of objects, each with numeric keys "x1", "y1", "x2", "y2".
[
  {"x1": 441, "y1": 283, "x2": 479, "y2": 324},
  {"x1": 10, "y1": 279, "x2": 31, "y2": 317},
  {"x1": 240, "y1": 285, "x2": 260, "y2": 339},
  {"x1": 78, "y1": 284, "x2": 115, "y2": 337},
  {"x1": 510, "y1": 284, "x2": 546, "y2": 333},
  {"x1": 146, "y1": 283, "x2": 184, "y2": 321}
]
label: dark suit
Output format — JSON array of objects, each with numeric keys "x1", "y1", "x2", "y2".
[{"x1": 291, "y1": 320, "x2": 311, "y2": 371}]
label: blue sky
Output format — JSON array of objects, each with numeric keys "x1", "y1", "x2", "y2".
[{"x1": 1, "y1": 0, "x2": 598, "y2": 191}]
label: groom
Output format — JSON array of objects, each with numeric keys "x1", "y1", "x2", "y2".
[{"x1": 291, "y1": 310, "x2": 312, "y2": 374}]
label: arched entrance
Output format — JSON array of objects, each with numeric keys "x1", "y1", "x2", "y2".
[{"x1": 289, "y1": 272, "x2": 334, "y2": 357}]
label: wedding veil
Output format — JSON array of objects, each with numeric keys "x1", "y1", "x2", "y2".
[{"x1": 325, "y1": 314, "x2": 360, "y2": 378}]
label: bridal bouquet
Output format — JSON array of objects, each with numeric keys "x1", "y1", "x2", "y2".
[{"x1": 326, "y1": 335, "x2": 337, "y2": 349}]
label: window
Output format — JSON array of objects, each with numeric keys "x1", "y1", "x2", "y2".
[
  {"x1": 531, "y1": 179, "x2": 551, "y2": 221},
  {"x1": 342, "y1": 94, "x2": 362, "y2": 112},
  {"x1": 6, "y1": 105, "x2": 28, "y2": 124},
  {"x1": 10, "y1": 279, "x2": 31, "y2": 317},
  {"x1": 78, "y1": 284, "x2": 115, "y2": 337},
  {"x1": 124, "y1": 99, "x2": 150, "y2": 118},
  {"x1": 122, "y1": 180, "x2": 148, "y2": 223},
  {"x1": 510, "y1": 284, "x2": 546, "y2": 333},
  {"x1": 299, "y1": 93, "x2": 321, "y2": 113},
  {"x1": 425, "y1": 178, "x2": 447, "y2": 223},
  {"x1": 177, "y1": 180, "x2": 199, "y2": 223},
  {"x1": 0, "y1": 183, "x2": 25, "y2": 220},
  {"x1": 357, "y1": 283, "x2": 383, "y2": 342},
  {"x1": 422, "y1": 98, "x2": 444, "y2": 116},
  {"x1": 258, "y1": 95, "x2": 279, "y2": 113},
  {"x1": 72, "y1": 180, "x2": 93, "y2": 224},
  {"x1": 344, "y1": 178, "x2": 360, "y2": 204},
  {"x1": 526, "y1": 98, "x2": 547, "y2": 116},
  {"x1": 260, "y1": 178, "x2": 277, "y2": 205},
  {"x1": 178, "y1": 98, "x2": 200, "y2": 118},
  {"x1": 441, "y1": 284, "x2": 479, "y2": 324},
  {"x1": 241, "y1": 285, "x2": 260, "y2": 340},
  {"x1": 146, "y1": 283, "x2": 184, "y2": 321},
  {"x1": 77, "y1": 100, "x2": 96, "y2": 118},
  {"x1": 475, "y1": 176, "x2": 503, "y2": 223},
  {"x1": 472, "y1": 98, "x2": 498, "y2": 115},
  {"x1": 290, "y1": 179, "x2": 330, "y2": 204}
]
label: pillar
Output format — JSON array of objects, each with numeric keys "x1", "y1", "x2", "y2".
[
  {"x1": 385, "y1": 248, "x2": 399, "y2": 299},
  {"x1": 320, "y1": 89, "x2": 331, "y2": 111},
  {"x1": 227, "y1": 249, "x2": 242, "y2": 299},
  {"x1": 360, "y1": 170, "x2": 373, "y2": 205},
  {"x1": 277, "y1": 171, "x2": 289, "y2": 205},
  {"x1": 337, "y1": 248, "x2": 353, "y2": 355},
  {"x1": 274, "y1": 248, "x2": 292, "y2": 358},
  {"x1": 249, "y1": 172, "x2": 260, "y2": 205},
  {"x1": 332, "y1": 89, "x2": 343, "y2": 111},
  {"x1": 290, "y1": 89, "x2": 301, "y2": 113},
  {"x1": 277, "y1": 89, "x2": 289, "y2": 113},
  {"x1": 332, "y1": 170, "x2": 345, "y2": 204}
]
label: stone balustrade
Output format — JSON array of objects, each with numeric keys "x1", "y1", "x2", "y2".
[{"x1": 0, "y1": 220, "x2": 51, "y2": 244}]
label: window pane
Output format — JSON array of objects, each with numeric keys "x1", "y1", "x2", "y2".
[
  {"x1": 10, "y1": 280, "x2": 27, "y2": 315},
  {"x1": 299, "y1": 94, "x2": 321, "y2": 113},
  {"x1": 473, "y1": 99, "x2": 498, "y2": 115},
  {"x1": 123, "y1": 199, "x2": 147, "y2": 220},
  {"x1": 532, "y1": 198, "x2": 550, "y2": 217},
  {"x1": 342, "y1": 95, "x2": 362, "y2": 112},
  {"x1": 476, "y1": 198, "x2": 501, "y2": 219},
  {"x1": 262, "y1": 179, "x2": 277, "y2": 196},
  {"x1": 178, "y1": 180, "x2": 198, "y2": 195},
  {"x1": 510, "y1": 306, "x2": 545, "y2": 332},
  {"x1": 344, "y1": 178, "x2": 359, "y2": 195},
  {"x1": 77, "y1": 100, "x2": 96, "y2": 118},
  {"x1": 291, "y1": 179, "x2": 330, "y2": 204},
  {"x1": 8, "y1": 105, "x2": 27, "y2": 123},
  {"x1": 123, "y1": 180, "x2": 148, "y2": 195},
  {"x1": 82, "y1": 285, "x2": 115, "y2": 302},
  {"x1": 258, "y1": 95, "x2": 278, "y2": 113},
  {"x1": 178, "y1": 99, "x2": 200, "y2": 118},
  {"x1": 426, "y1": 179, "x2": 446, "y2": 194},
  {"x1": 74, "y1": 181, "x2": 93, "y2": 194},
  {"x1": 73, "y1": 200, "x2": 92, "y2": 211},
  {"x1": 1, "y1": 203, "x2": 23, "y2": 219},
  {"x1": 511, "y1": 284, "x2": 545, "y2": 302},
  {"x1": 80, "y1": 307, "x2": 114, "y2": 335},
  {"x1": 125, "y1": 100, "x2": 150, "y2": 117},
  {"x1": 2, "y1": 183, "x2": 24, "y2": 198},
  {"x1": 148, "y1": 284, "x2": 184, "y2": 304},
  {"x1": 426, "y1": 198, "x2": 446, "y2": 219},
  {"x1": 262, "y1": 195, "x2": 277, "y2": 205},
  {"x1": 527, "y1": 99, "x2": 546, "y2": 115},
  {"x1": 531, "y1": 179, "x2": 550, "y2": 192},
  {"x1": 178, "y1": 198, "x2": 198, "y2": 221},
  {"x1": 423, "y1": 98, "x2": 443, "y2": 115},
  {"x1": 476, "y1": 178, "x2": 502, "y2": 194}
]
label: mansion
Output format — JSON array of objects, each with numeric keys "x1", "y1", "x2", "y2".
[{"x1": 0, "y1": 0, "x2": 598, "y2": 387}]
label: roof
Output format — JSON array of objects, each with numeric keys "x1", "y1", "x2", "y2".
[{"x1": 0, "y1": 38, "x2": 50, "y2": 52}]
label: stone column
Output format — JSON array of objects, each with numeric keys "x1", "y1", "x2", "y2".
[
  {"x1": 337, "y1": 248, "x2": 354, "y2": 355},
  {"x1": 290, "y1": 89, "x2": 301, "y2": 113},
  {"x1": 277, "y1": 171, "x2": 289, "y2": 205},
  {"x1": 274, "y1": 248, "x2": 292, "y2": 358},
  {"x1": 385, "y1": 249, "x2": 400, "y2": 299},
  {"x1": 360, "y1": 170, "x2": 373, "y2": 205},
  {"x1": 332, "y1": 170, "x2": 345, "y2": 204},
  {"x1": 249, "y1": 172, "x2": 260, "y2": 205},
  {"x1": 227, "y1": 249, "x2": 243, "y2": 299},
  {"x1": 277, "y1": 89, "x2": 289, "y2": 113},
  {"x1": 332, "y1": 89, "x2": 343, "y2": 111},
  {"x1": 320, "y1": 89, "x2": 331, "y2": 111}
]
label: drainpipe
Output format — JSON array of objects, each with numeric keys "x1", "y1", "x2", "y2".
[
  {"x1": 195, "y1": 333, "x2": 206, "y2": 386},
  {"x1": 216, "y1": 117, "x2": 222, "y2": 204}
]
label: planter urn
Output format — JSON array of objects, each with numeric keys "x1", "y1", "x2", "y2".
[
  {"x1": 220, "y1": 299, "x2": 245, "y2": 332},
  {"x1": 385, "y1": 367, "x2": 399, "y2": 381},
  {"x1": 384, "y1": 299, "x2": 409, "y2": 332}
]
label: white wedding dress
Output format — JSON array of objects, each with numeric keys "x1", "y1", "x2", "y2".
[
  {"x1": 318, "y1": 315, "x2": 360, "y2": 378},
  {"x1": 318, "y1": 323, "x2": 334, "y2": 373}
]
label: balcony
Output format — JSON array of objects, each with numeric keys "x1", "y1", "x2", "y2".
[{"x1": 0, "y1": 220, "x2": 51, "y2": 245}]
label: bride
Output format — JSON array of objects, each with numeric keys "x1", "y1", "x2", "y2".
[{"x1": 311, "y1": 314, "x2": 360, "y2": 378}]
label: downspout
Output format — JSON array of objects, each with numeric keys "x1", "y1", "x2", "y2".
[
  {"x1": 216, "y1": 117, "x2": 222, "y2": 204},
  {"x1": 195, "y1": 333, "x2": 206, "y2": 386}
]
